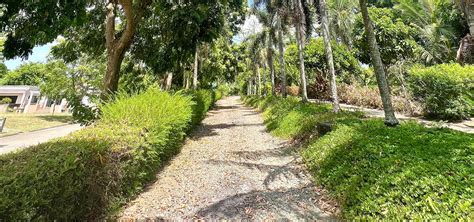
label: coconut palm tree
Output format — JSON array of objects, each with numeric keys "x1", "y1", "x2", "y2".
[
  {"x1": 359, "y1": 0, "x2": 399, "y2": 126},
  {"x1": 318, "y1": 0, "x2": 340, "y2": 112},
  {"x1": 291, "y1": 0, "x2": 313, "y2": 102},
  {"x1": 255, "y1": 0, "x2": 313, "y2": 100},
  {"x1": 327, "y1": 0, "x2": 358, "y2": 48},
  {"x1": 252, "y1": 9, "x2": 278, "y2": 95},
  {"x1": 396, "y1": 0, "x2": 464, "y2": 64}
]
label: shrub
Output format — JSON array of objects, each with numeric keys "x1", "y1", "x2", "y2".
[
  {"x1": 0, "y1": 97, "x2": 12, "y2": 104},
  {"x1": 215, "y1": 84, "x2": 231, "y2": 100},
  {"x1": 0, "y1": 88, "x2": 216, "y2": 220},
  {"x1": 408, "y1": 63, "x2": 474, "y2": 120},
  {"x1": 185, "y1": 89, "x2": 216, "y2": 127}
]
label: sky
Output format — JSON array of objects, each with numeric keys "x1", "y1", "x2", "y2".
[
  {"x1": 5, "y1": 0, "x2": 256, "y2": 71},
  {"x1": 5, "y1": 43, "x2": 55, "y2": 70}
]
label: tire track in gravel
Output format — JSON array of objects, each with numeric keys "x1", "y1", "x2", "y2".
[{"x1": 118, "y1": 96, "x2": 337, "y2": 220}]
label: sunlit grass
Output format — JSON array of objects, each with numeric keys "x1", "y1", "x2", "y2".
[{"x1": 0, "y1": 113, "x2": 73, "y2": 136}]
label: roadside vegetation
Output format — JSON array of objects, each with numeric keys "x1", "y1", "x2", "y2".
[
  {"x1": 0, "y1": 89, "x2": 220, "y2": 220},
  {"x1": 244, "y1": 96, "x2": 474, "y2": 219},
  {"x1": 0, "y1": 0, "x2": 472, "y2": 220}
]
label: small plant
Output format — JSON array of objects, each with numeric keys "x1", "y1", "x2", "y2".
[{"x1": 0, "y1": 97, "x2": 12, "y2": 104}]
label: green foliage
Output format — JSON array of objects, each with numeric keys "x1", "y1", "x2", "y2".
[
  {"x1": 184, "y1": 89, "x2": 216, "y2": 127},
  {"x1": 0, "y1": 62, "x2": 45, "y2": 85},
  {"x1": 215, "y1": 84, "x2": 231, "y2": 100},
  {"x1": 0, "y1": 88, "x2": 217, "y2": 220},
  {"x1": 245, "y1": 96, "x2": 474, "y2": 220},
  {"x1": 303, "y1": 119, "x2": 474, "y2": 220},
  {"x1": 243, "y1": 96, "x2": 363, "y2": 139},
  {"x1": 395, "y1": 0, "x2": 468, "y2": 64},
  {"x1": 354, "y1": 7, "x2": 420, "y2": 66},
  {"x1": 408, "y1": 63, "x2": 474, "y2": 120},
  {"x1": 0, "y1": 97, "x2": 12, "y2": 104},
  {"x1": 286, "y1": 38, "x2": 363, "y2": 83}
]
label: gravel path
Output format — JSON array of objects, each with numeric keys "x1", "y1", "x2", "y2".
[{"x1": 119, "y1": 96, "x2": 336, "y2": 220}]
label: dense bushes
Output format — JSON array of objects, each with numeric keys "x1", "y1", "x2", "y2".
[
  {"x1": 408, "y1": 64, "x2": 474, "y2": 120},
  {"x1": 244, "y1": 96, "x2": 474, "y2": 220},
  {"x1": 0, "y1": 88, "x2": 217, "y2": 220},
  {"x1": 186, "y1": 89, "x2": 216, "y2": 127}
]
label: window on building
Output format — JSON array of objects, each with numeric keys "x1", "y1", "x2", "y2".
[{"x1": 30, "y1": 96, "x2": 38, "y2": 105}]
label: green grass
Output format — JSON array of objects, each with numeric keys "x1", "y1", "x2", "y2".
[
  {"x1": 0, "y1": 113, "x2": 72, "y2": 136},
  {"x1": 244, "y1": 96, "x2": 474, "y2": 220}
]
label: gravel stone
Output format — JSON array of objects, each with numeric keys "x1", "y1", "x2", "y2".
[{"x1": 118, "y1": 96, "x2": 338, "y2": 221}]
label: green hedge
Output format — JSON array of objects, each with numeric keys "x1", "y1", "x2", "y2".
[
  {"x1": 185, "y1": 89, "x2": 216, "y2": 127},
  {"x1": 408, "y1": 63, "x2": 474, "y2": 120},
  {"x1": 0, "y1": 88, "x2": 217, "y2": 220},
  {"x1": 244, "y1": 96, "x2": 474, "y2": 220}
]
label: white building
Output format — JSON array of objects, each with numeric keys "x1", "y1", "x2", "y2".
[{"x1": 0, "y1": 85, "x2": 68, "y2": 113}]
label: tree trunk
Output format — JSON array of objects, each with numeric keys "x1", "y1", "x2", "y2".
[
  {"x1": 185, "y1": 71, "x2": 190, "y2": 89},
  {"x1": 263, "y1": 62, "x2": 268, "y2": 96},
  {"x1": 359, "y1": 0, "x2": 399, "y2": 126},
  {"x1": 257, "y1": 64, "x2": 262, "y2": 96},
  {"x1": 295, "y1": 21, "x2": 308, "y2": 102},
  {"x1": 277, "y1": 14, "x2": 287, "y2": 98},
  {"x1": 253, "y1": 78, "x2": 258, "y2": 95},
  {"x1": 456, "y1": 34, "x2": 474, "y2": 65},
  {"x1": 101, "y1": 0, "x2": 149, "y2": 100},
  {"x1": 320, "y1": 0, "x2": 340, "y2": 112},
  {"x1": 267, "y1": 34, "x2": 276, "y2": 96},
  {"x1": 165, "y1": 72, "x2": 173, "y2": 91},
  {"x1": 193, "y1": 45, "x2": 199, "y2": 90},
  {"x1": 248, "y1": 79, "x2": 252, "y2": 95}
]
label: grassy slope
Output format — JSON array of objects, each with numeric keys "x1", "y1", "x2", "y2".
[{"x1": 244, "y1": 96, "x2": 474, "y2": 220}]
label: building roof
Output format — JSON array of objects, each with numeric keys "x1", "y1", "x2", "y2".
[{"x1": 0, "y1": 85, "x2": 40, "y2": 93}]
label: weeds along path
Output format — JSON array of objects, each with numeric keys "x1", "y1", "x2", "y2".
[{"x1": 119, "y1": 96, "x2": 336, "y2": 220}]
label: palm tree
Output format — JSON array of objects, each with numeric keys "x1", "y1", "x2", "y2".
[
  {"x1": 318, "y1": 0, "x2": 340, "y2": 112},
  {"x1": 276, "y1": 11, "x2": 289, "y2": 97},
  {"x1": 327, "y1": 0, "x2": 358, "y2": 48},
  {"x1": 255, "y1": 0, "x2": 289, "y2": 97},
  {"x1": 359, "y1": 0, "x2": 399, "y2": 126},
  {"x1": 396, "y1": 0, "x2": 462, "y2": 64},
  {"x1": 253, "y1": 9, "x2": 278, "y2": 95},
  {"x1": 292, "y1": 0, "x2": 312, "y2": 102}
]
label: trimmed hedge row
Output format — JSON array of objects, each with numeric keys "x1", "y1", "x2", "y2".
[
  {"x1": 0, "y1": 88, "x2": 218, "y2": 220},
  {"x1": 244, "y1": 96, "x2": 474, "y2": 220},
  {"x1": 408, "y1": 63, "x2": 474, "y2": 120}
]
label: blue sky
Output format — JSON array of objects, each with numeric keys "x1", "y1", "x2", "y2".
[
  {"x1": 5, "y1": 43, "x2": 54, "y2": 70},
  {"x1": 5, "y1": 1, "x2": 255, "y2": 70}
]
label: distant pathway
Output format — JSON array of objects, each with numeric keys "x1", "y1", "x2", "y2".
[
  {"x1": 310, "y1": 100, "x2": 474, "y2": 134},
  {"x1": 119, "y1": 96, "x2": 336, "y2": 220},
  {"x1": 0, "y1": 124, "x2": 82, "y2": 155}
]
